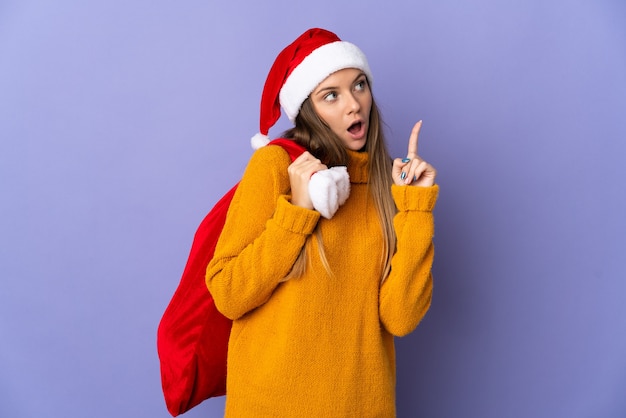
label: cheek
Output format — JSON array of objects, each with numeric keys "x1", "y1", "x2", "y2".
[
  {"x1": 364, "y1": 97, "x2": 373, "y2": 116},
  {"x1": 316, "y1": 109, "x2": 341, "y2": 132},
  {"x1": 311, "y1": 104, "x2": 331, "y2": 125},
  {"x1": 329, "y1": 116, "x2": 346, "y2": 135}
]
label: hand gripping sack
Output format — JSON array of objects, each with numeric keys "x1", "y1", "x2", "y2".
[{"x1": 157, "y1": 139, "x2": 305, "y2": 416}]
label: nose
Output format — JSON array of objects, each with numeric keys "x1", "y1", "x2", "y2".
[{"x1": 346, "y1": 92, "x2": 361, "y2": 114}]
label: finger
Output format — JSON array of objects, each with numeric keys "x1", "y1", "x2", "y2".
[
  {"x1": 407, "y1": 120, "x2": 422, "y2": 158},
  {"x1": 291, "y1": 153, "x2": 323, "y2": 172},
  {"x1": 397, "y1": 157, "x2": 419, "y2": 183},
  {"x1": 392, "y1": 158, "x2": 409, "y2": 185},
  {"x1": 408, "y1": 161, "x2": 428, "y2": 185},
  {"x1": 300, "y1": 161, "x2": 328, "y2": 178},
  {"x1": 403, "y1": 158, "x2": 426, "y2": 185},
  {"x1": 393, "y1": 158, "x2": 410, "y2": 170},
  {"x1": 292, "y1": 151, "x2": 314, "y2": 164}
]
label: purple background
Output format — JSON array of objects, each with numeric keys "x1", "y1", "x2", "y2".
[{"x1": 1, "y1": 1, "x2": 625, "y2": 417}]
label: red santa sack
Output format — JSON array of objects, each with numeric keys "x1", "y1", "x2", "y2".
[{"x1": 157, "y1": 139, "x2": 305, "y2": 416}]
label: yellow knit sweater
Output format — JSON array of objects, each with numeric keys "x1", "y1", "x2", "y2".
[{"x1": 206, "y1": 144, "x2": 438, "y2": 417}]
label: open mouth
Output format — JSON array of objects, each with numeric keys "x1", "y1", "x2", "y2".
[{"x1": 348, "y1": 121, "x2": 364, "y2": 136}]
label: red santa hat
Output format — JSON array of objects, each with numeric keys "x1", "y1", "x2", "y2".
[{"x1": 251, "y1": 28, "x2": 373, "y2": 149}]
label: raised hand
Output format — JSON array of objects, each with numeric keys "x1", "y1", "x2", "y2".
[{"x1": 392, "y1": 120, "x2": 437, "y2": 187}]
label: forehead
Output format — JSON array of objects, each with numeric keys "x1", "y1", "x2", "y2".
[{"x1": 315, "y1": 68, "x2": 365, "y2": 89}]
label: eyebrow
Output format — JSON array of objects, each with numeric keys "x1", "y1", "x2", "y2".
[{"x1": 313, "y1": 72, "x2": 367, "y2": 96}]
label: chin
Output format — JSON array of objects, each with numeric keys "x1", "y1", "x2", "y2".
[{"x1": 341, "y1": 137, "x2": 367, "y2": 151}]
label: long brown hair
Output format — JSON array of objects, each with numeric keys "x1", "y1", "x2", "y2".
[{"x1": 282, "y1": 93, "x2": 397, "y2": 282}]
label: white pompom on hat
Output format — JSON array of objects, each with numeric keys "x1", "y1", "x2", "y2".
[{"x1": 251, "y1": 28, "x2": 373, "y2": 149}]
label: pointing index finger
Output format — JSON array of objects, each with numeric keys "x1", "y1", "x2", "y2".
[{"x1": 407, "y1": 120, "x2": 422, "y2": 158}]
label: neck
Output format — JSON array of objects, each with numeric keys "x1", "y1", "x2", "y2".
[{"x1": 346, "y1": 149, "x2": 369, "y2": 184}]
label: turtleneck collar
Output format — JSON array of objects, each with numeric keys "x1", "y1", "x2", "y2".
[{"x1": 346, "y1": 149, "x2": 369, "y2": 184}]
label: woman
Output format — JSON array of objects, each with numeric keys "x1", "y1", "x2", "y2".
[{"x1": 206, "y1": 28, "x2": 438, "y2": 417}]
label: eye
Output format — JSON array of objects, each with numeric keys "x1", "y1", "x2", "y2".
[
  {"x1": 323, "y1": 91, "x2": 337, "y2": 102},
  {"x1": 354, "y1": 79, "x2": 367, "y2": 91}
]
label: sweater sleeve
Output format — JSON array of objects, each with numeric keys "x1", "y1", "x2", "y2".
[
  {"x1": 206, "y1": 145, "x2": 320, "y2": 320},
  {"x1": 379, "y1": 184, "x2": 439, "y2": 336}
]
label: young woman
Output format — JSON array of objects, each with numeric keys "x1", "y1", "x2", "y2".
[{"x1": 206, "y1": 28, "x2": 438, "y2": 417}]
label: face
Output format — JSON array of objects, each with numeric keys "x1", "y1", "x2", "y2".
[{"x1": 310, "y1": 68, "x2": 372, "y2": 151}]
